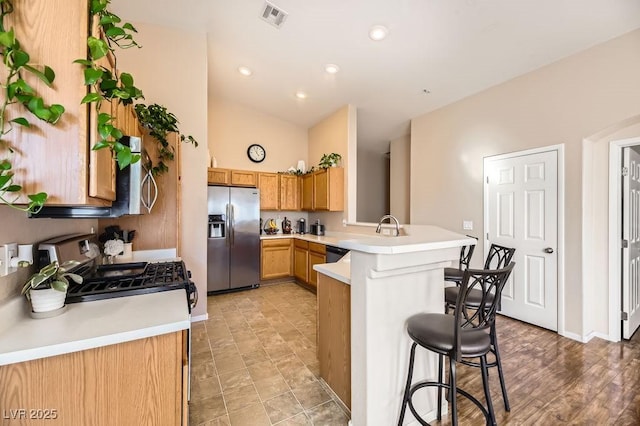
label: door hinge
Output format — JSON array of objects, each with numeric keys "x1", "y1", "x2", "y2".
[
  {"x1": 622, "y1": 311, "x2": 629, "y2": 321},
  {"x1": 486, "y1": 233, "x2": 489, "y2": 240},
  {"x1": 622, "y1": 167, "x2": 629, "y2": 177},
  {"x1": 623, "y1": 239, "x2": 629, "y2": 248},
  {"x1": 486, "y1": 176, "x2": 489, "y2": 184}
]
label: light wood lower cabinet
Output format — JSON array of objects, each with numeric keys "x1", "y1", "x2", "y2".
[
  {"x1": 307, "y1": 243, "x2": 326, "y2": 289},
  {"x1": 294, "y1": 240, "x2": 309, "y2": 283},
  {"x1": 261, "y1": 239, "x2": 293, "y2": 279},
  {"x1": 0, "y1": 331, "x2": 187, "y2": 425},
  {"x1": 317, "y1": 273, "x2": 351, "y2": 409}
]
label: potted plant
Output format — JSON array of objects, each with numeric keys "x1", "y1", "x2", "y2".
[
  {"x1": 21, "y1": 261, "x2": 82, "y2": 313},
  {"x1": 319, "y1": 153, "x2": 342, "y2": 168}
]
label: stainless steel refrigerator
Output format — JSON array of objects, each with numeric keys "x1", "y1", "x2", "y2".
[{"x1": 207, "y1": 186, "x2": 260, "y2": 293}]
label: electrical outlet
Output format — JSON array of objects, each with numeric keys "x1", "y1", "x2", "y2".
[
  {"x1": 382, "y1": 228, "x2": 391, "y2": 236},
  {"x1": 463, "y1": 220, "x2": 473, "y2": 230},
  {"x1": 0, "y1": 243, "x2": 18, "y2": 276}
]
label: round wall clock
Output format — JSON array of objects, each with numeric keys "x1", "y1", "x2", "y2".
[{"x1": 247, "y1": 144, "x2": 266, "y2": 163}]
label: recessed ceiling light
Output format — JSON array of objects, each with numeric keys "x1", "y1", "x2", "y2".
[
  {"x1": 295, "y1": 91, "x2": 307, "y2": 99},
  {"x1": 324, "y1": 64, "x2": 340, "y2": 74},
  {"x1": 238, "y1": 66, "x2": 253, "y2": 76},
  {"x1": 368, "y1": 25, "x2": 388, "y2": 41}
]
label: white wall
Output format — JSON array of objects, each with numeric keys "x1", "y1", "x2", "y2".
[
  {"x1": 390, "y1": 135, "x2": 410, "y2": 224},
  {"x1": 0, "y1": 208, "x2": 96, "y2": 303},
  {"x1": 410, "y1": 29, "x2": 640, "y2": 337},
  {"x1": 208, "y1": 98, "x2": 308, "y2": 172},
  {"x1": 356, "y1": 148, "x2": 389, "y2": 223},
  {"x1": 116, "y1": 22, "x2": 209, "y2": 318}
]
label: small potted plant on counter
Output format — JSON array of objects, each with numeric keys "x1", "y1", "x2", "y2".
[
  {"x1": 21, "y1": 261, "x2": 82, "y2": 315},
  {"x1": 319, "y1": 153, "x2": 342, "y2": 168}
]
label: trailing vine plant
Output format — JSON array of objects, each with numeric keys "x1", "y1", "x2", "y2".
[
  {"x1": 134, "y1": 103, "x2": 198, "y2": 176},
  {"x1": 74, "y1": 0, "x2": 144, "y2": 169},
  {"x1": 0, "y1": 0, "x2": 64, "y2": 213},
  {"x1": 77, "y1": 0, "x2": 198, "y2": 174}
]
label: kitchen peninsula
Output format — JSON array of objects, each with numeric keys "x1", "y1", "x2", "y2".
[{"x1": 314, "y1": 225, "x2": 475, "y2": 426}]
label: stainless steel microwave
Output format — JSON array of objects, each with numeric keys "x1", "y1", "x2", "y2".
[{"x1": 28, "y1": 136, "x2": 158, "y2": 219}]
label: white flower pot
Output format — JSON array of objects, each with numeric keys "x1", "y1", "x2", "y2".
[{"x1": 30, "y1": 288, "x2": 66, "y2": 313}]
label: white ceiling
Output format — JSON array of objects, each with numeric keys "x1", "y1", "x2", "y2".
[{"x1": 113, "y1": 0, "x2": 640, "y2": 152}]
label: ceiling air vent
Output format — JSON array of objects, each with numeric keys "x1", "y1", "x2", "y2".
[{"x1": 260, "y1": 1, "x2": 288, "y2": 28}]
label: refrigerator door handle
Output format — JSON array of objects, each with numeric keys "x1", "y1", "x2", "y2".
[
  {"x1": 225, "y1": 203, "x2": 231, "y2": 247},
  {"x1": 230, "y1": 204, "x2": 235, "y2": 246}
]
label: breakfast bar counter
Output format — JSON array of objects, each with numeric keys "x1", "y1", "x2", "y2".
[{"x1": 314, "y1": 225, "x2": 475, "y2": 426}]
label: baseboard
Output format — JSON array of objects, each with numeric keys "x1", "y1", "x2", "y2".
[
  {"x1": 559, "y1": 330, "x2": 589, "y2": 343},
  {"x1": 191, "y1": 313, "x2": 208, "y2": 323}
]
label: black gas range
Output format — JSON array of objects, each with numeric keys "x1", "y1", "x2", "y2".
[
  {"x1": 66, "y1": 261, "x2": 198, "y2": 311},
  {"x1": 38, "y1": 234, "x2": 198, "y2": 312}
]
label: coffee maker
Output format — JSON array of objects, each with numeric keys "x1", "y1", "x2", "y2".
[{"x1": 297, "y1": 218, "x2": 306, "y2": 234}]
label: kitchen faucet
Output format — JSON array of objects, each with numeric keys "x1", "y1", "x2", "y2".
[{"x1": 376, "y1": 215, "x2": 400, "y2": 236}]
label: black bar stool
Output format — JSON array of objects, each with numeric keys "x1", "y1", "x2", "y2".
[
  {"x1": 444, "y1": 243, "x2": 515, "y2": 412},
  {"x1": 443, "y1": 235, "x2": 477, "y2": 284},
  {"x1": 398, "y1": 263, "x2": 515, "y2": 426}
]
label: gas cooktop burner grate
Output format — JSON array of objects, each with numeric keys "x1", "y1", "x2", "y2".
[{"x1": 66, "y1": 261, "x2": 191, "y2": 304}]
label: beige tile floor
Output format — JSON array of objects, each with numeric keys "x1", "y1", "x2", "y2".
[{"x1": 189, "y1": 282, "x2": 350, "y2": 426}]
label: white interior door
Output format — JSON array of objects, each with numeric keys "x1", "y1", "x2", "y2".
[
  {"x1": 485, "y1": 150, "x2": 558, "y2": 331},
  {"x1": 622, "y1": 147, "x2": 640, "y2": 339}
]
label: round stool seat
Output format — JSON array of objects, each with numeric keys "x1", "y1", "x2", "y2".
[
  {"x1": 407, "y1": 313, "x2": 491, "y2": 358},
  {"x1": 444, "y1": 267, "x2": 464, "y2": 282},
  {"x1": 445, "y1": 287, "x2": 495, "y2": 307}
]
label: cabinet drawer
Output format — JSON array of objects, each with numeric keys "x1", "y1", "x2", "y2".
[
  {"x1": 309, "y1": 242, "x2": 326, "y2": 254},
  {"x1": 294, "y1": 239, "x2": 309, "y2": 250},
  {"x1": 262, "y1": 238, "x2": 293, "y2": 248},
  {"x1": 231, "y1": 170, "x2": 257, "y2": 187}
]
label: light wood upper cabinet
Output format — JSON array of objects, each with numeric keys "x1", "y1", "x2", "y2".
[
  {"x1": 280, "y1": 175, "x2": 300, "y2": 211},
  {"x1": 5, "y1": 0, "x2": 115, "y2": 206},
  {"x1": 313, "y1": 167, "x2": 344, "y2": 211},
  {"x1": 299, "y1": 168, "x2": 344, "y2": 212},
  {"x1": 258, "y1": 173, "x2": 279, "y2": 210},
  {"x1": 261, "y1": 239, "x2": 293, "y2": 280},
  {"x1": 230, "y1": 170, "x2": 257, "y2": 187},
  {"x1": 208, "y1": 168, "x2": 230, "y2": 185},
  {"x1": 301, "y1": 173, "x2": 314, "y2": 211}
]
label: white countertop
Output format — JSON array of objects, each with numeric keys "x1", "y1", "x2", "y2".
[
  {"x1": 0, "y1": 290, "x2": 190, "y2": 366},
  {"x1": 314, "y1": 255, "x2": 351, "y2": 285},
  {"x1": 337, "y1": 225, "x2": 475, "y2": 254}
]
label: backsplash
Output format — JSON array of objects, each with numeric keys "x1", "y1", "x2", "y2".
[{"x1": 0, "y1": 206, "x2": 97, "y2": 304}]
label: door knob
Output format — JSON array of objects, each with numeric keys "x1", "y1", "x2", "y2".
[{"x1": 543, "y1": 247, "x2": 554, "y2": 254}]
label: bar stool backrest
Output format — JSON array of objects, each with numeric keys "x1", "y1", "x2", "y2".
[
  {"x1": 453, "y1": 262, "x2": 516, "y2": 361},
  {"x1": 459, "y1": 235, "x2": 478, "y2": 270},
  {"x1": 483, "y1": 244, "x2": 516, "y2": 270}
]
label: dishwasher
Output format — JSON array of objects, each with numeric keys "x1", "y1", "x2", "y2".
[{"x1": 326, "y1": 245, "x2": 349, "y2": 263}]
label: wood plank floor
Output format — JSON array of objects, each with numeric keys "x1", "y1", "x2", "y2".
[{"x1": 431, "y1": 315, "x2": 640, "y2": 425}]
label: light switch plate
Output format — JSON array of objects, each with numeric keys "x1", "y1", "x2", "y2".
[{"x1": 463, "y1": 220, "x2": 473, "y2": 230}]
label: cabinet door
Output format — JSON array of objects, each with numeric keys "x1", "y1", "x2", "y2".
[
  {"x1": 261, "y1": 239, "x2": 293, "y2": 279},
  {"x1": 5, "y1": 0, "x2": 95, "y2": 205},
  {"x1": 301, "y1": 174, "x2": 314, "y2": 211},
  {"x1": 314, "y1": 169, "x2": 329, "y2": 210},
  {"x1": 308, "y1": 251, "x2": 326, "y2": 289},
  {"x1": 208, "y1": 168, "x2": 230, "y2": 185},
  {"x1": 280, "y1": 175, "x2": 300, "y2": 211},
  {"x1": 230, "y1": 170, "x2": 257, "y2": 187},
  {"x1": 258, "y1": 173, "x2": 279, "y2": 210},
  {"x1": 88, "y1": 49, "x2": 116, "y2": 201},
  {"x1": 294, "y1": 243, "x2": 309, "y2": 283}
]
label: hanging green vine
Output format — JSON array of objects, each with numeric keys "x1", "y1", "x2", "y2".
[
  {"x1": 74, "y1": 0, "x2": 144, "y2": 169},
  {"x1": 0, "y1": 0, "x2": 64, "y2": 213},
  {"x1": 134, "y1": 103, "x2": 198, "y2": 176}
]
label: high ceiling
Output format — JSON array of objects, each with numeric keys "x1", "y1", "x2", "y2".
[{"x1": 112, "y1": 0, "x2": 640, "y2": 152}]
